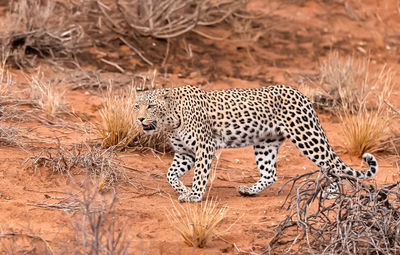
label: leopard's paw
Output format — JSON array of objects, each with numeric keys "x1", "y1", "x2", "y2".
[
  {"x1": 238, "y1": 186, "x2": 257, "y2": 196},
  {"x1": 178, "y1": 193, "x2": 202, "y2": 202}
]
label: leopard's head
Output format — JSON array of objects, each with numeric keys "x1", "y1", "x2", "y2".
[{"x1": 134, "y1": 88, "x2": 180, "y2": 133}]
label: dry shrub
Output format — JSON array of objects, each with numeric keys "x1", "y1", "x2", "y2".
[
  {"x1": 339, "y1": 65, "x2": 394, "y2": 157},
  {"x1": 26, "y1": 142, "x2": 124, "y2": 190},
  {"x1": 98, "y1": 85, "x2": 171, "y2": 152},
  {"x1": 0, "y1": 226, "x2": 55, "y2": 255},
  {"x1": 167, "y1": 197, "x2": 227, "y2": 248},
  {"x1": 315, "y1": 52, "x2": 395, "y2": 156},
  {"x1": 340, "y1": 106, "x2": 392, "y2": 157},
  {"x1": 318, "y1": 51, "x2": 368, "y2": 112},
  {"x1": 72, "y1": 181, "x2": 128, "y2": 255},
  {"x1": 0, "y1": 60, "x2": 13, "y2": 97},
  {"x1": 115, "y1": 0, "x2": 244, "y2": 38},
  {"x1": 268, "y1": 170, "x2": 400, "y2": 254},
  {"x1": 99, "y1": 87, "x2": 137, "y2": 148},
  {"x1": 0, "y1": 0, "x2": 84, "y2": 67},
  {"x1": 0, "y1": 125, "x2": 23, "y2": 148},
  {"x1": 27, "y1": 71, "x2": 65, "y2": 116},
  {"x1": 78, "y1": 0, "x2": 248, "y2": 66}
]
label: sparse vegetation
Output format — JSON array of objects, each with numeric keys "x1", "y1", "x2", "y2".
[
  {"x1": 0, "y1": 125, "x2": 23, "y2": 147},
  {"x1": 72, "y1": 180, "x2": 128, "y2": 255},
  {"x1": 27, "y1": 71, "x2": 65, "y2": 116},
  {"x1": 0, "y1": 0, "x2": 84, "y2": 67},
  {"x1": 339, "y1": 64, "x2": 394, "y2": 157},
  {"x1": 268, "y1": 170, "x2": 400, "y2": 254},
  {"x1": 98, "y1": 87, "x2": 137, "y2": 148},
  {"x1": 313, "y1": 52, "x2": 396, "y2": 157},
  {"x1": 0, "y1": 227, "x2": 55, "y2": 254},
  {"x1": 26, "y1": 142, "x2": 124, "y2": 191},
  {"x1": 0, "y1": 60, "x2": 13, "y2": 97},
  {"x1": 318, "y1": 52, "x2": 368, "y2": 113},
  {"x1": 168, "y1": 197, "x2": 227, "y2": 248},
  {"x1": 340, "y1": 105, "x2": 392, "y2": 157},
  {"x1": 0, "y1": 0, "x2": 398, "y2": 254}
]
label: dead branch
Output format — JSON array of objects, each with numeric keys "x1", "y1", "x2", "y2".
[
  {"x1": 0, "y1": 232, "x2": 55, "y2": 255},
  {"x1": 267, "y1": 169, "x2": 400, "y2": 254},
  {"x1": 25, "y1": 141, "x2": 125, "y2": 190},
  {"x1": 1, "y1": 0, "x2": 86, "y2": 67}
]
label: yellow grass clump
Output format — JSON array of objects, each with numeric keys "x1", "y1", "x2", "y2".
[
  {"x1": 0, "y1": 60, "x2": 13, "y2": 97},
  {"x1": 338, "y1": 64, "x2": 394, "y2": 157},
  {"x1": 28, "y1": 72, "x2": 64, "y2": 115},
  {"x1": 98, "y1": 86, "x2": 172, "y2": 151},
  {"x1": 98, "y1": 87, "x2": 138, "y2": 148},
  {"x1": 340, "y1": 106, "x2": 392, "y2": 157},
  {"x1": 319, "y1": 51, "x2": 368, "y2": 113},
  {"x1": 167, "y1": 197, "x2": 227, "y2": 248}
]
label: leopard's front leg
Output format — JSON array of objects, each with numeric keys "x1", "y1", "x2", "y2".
[
  {"x1": 178, "y1": 140, "x2": 215, "y2": 202},
  {"x1": 167, "y1": 153, "x2": 195, "y2": 196}
]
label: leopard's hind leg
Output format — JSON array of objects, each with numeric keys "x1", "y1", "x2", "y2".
[{"x1": 239, "y1": 137, "x2": 284, "y2": 196}]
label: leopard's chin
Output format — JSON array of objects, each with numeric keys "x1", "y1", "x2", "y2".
[{"x1": 142, "y1": 120, "x2": 157, "y2": 133}]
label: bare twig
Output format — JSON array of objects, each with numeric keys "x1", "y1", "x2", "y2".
[
  {"x1": 268, "y1": 170, "x2": 400, "y2": 254},
  {"x1": 0, "y1": 232, "x2": 55, "y2": 255}
]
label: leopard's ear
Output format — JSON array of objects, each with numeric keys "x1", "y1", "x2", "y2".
[{"x1": 133, "y1": 88, "x2": 143, "y2": 99}]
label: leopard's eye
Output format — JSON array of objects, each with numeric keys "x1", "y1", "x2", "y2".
[
  {"x1": 147, "y1": 104, "x2": 156, "y2": 109},
  {"x1": 134, "y1": 104, "x2": 139, "y2": 110}
]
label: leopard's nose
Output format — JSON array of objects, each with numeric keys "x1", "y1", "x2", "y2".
[{"x1": 138, "y1": 118, "x2": 145, "y2": 123}]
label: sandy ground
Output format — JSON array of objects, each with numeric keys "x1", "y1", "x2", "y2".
[{"x1": 0, "y1": 0, "x2": 399, "y2": 254}]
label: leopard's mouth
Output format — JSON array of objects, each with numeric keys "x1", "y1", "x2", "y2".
[{"x1": 142, "y1": 121, "x2": 157, "y2": 132}]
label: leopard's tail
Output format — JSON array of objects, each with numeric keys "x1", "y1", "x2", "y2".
[{"x1": 342, "y1": 153, "x2": 378, "y2": 179}]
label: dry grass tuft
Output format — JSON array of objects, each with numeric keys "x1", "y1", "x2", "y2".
[
  {"x1": 98, "y1": 86, "x2": 171, "y2": 152},
  {"x1": 99, "y1": 87, "x2": 137, "y2": 148},
  {"x1": 340, "y1": 106, "x2": 392, "y2": 157},
  {"x1": 72, "y1": 180, "x2": 128, "y2": 254},
  {"x1": 27, "y1": 71, "x2": 65, "y2": 116},
  {"x1": 0, "y1": 0, "x2": 84, "y2": 67},
  {"x1": 318, "y1": 51, "x2": 368, "y2": 112},
  {"x1": 0, "y1": 60, "x2": 13, "y2": 97},
  {"x1": 26, "y1": 142, "x2": 124, "y2": 190},
  {"x1": 338, "y1": 64, "x2": 394, "y2": 157},
  {"x1": 313, "y1": 51, "x2": 396, "y2": 156},
  {"x1": 0, "y1": 125, "x2": 23, "y2": 148},
  {"x1": 167, "y1": 197, "x2": 227, "y2": 248}
]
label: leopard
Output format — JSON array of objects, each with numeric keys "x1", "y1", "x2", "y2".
[{"x1": 134, "y1": 85, "x2": 378, "y2": 202}]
